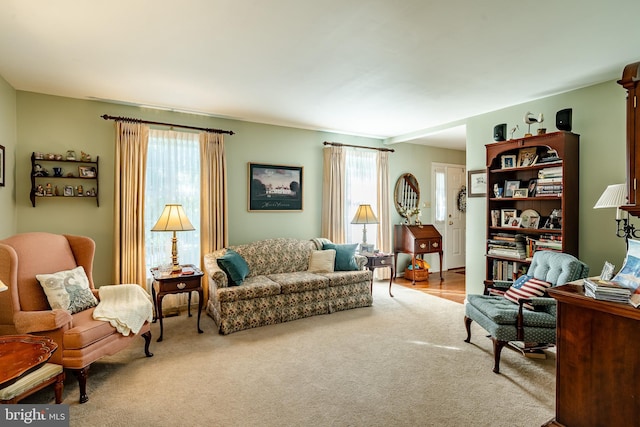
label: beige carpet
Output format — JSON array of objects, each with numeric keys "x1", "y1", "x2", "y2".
[{"x1": 23, "y1": 282, "x2": 556, "y2": 426}]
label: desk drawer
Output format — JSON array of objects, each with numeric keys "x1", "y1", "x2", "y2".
[{"x1": 414, "y1": 239, "x2": 441, "y2": 252}]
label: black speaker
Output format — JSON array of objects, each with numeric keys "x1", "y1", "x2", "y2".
[
  {"x1": 556, "y1": 108, "x2": 572, "y2": 132},
  {"x1": 493, "y1": 123, "x2": 506, "y2": 141}
]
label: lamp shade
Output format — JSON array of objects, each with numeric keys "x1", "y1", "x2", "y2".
[
  {"x1": 151, "y1": 204, "x2": 195, "y2": 232},
  {"x1": 593, "y1": 184, "x2": 628, "y2": 209},
  {"x1": 351, "y1": 204, "x2": 379, "y2": 224}
]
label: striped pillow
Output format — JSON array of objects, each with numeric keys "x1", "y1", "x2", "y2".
[{"x1": 504, "y1": 275, "x2": 552, "y2": 310}]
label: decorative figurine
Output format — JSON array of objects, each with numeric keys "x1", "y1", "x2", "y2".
[
  {"x1": 509, "y1": 125, "x2": 519, "y2": 140},
  {"x1": 45, "y1": 183, "x2": 53, "y2": 196},
  {"x1": 33, "y1": 164, "x2": 48, "y2": 177},
  {"x1": 66, "y1": 150, "x2": 76, "y2": 161},
  {"x1": 523, "y1": 112, "x2": 544, "y2": 137},
  {"x1": 81, "y1": 151, "x2": 91, "y2": 162},
  {"x1": 35, "y1": 185, "x2": 44, "y2": 196},
  {"x1": 76, "y1": 185, "x2": 83, "y2": 196}
]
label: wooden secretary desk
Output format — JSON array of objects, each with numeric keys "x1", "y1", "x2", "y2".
[{"x1": 393, "y1": 224, "x2": 443, "y2": 284}]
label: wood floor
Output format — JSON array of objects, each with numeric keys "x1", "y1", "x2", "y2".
[{"x1": 379, "y1": 268, "x2": 466, "y2": 304}]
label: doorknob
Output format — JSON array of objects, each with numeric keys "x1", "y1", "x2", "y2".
[{"x1": 449, "y1": 221, "x2": 454, "y2": 225}]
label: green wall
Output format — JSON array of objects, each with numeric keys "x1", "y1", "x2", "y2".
[
  {"x1": 0, "y1": 75, "x2": 17, "y2": 237},
  {"x1": 465, "y1": 80, "x2": 627, "y2": 294},
  {"x1": 10, "y1": 90, "x2": 463, "y2": 286}
]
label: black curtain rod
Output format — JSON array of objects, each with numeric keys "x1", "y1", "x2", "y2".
[
  {"x1": 323, "y1": 141, "x2": 394, "y2": 153},
  {"x1": 101, "y1": 114, "x2": 235, "y2": 135}
]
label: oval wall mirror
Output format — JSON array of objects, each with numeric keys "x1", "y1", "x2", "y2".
[{"x1": 394, "y1": 173, "x2": 420, "y2": 217}]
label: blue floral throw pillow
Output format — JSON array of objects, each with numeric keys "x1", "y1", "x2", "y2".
[
  {"x1": 322, "y1": 242, "x2": 359, "y2": 271},
  {"x1": 217, "y1": 249, "x2": 250, "y2": 285}
]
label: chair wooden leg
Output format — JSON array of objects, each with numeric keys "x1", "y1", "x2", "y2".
[
  {"x1": 464, "y1": 316, "x2": 472, "y2": 343},
  {"x1": 142, "y1": 331, "x2": 153, "y2": 357},
  {"x1": 72, "y1": 367, "x2": 90, "y2": 404},
  {"x1": 492, "y1": 339, "x2": 507, "y2": 374},
  {"x1": 54, "y1": 372, "x2": 65, "y2": 404}
]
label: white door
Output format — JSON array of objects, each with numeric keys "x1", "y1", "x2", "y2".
[{"x1": 432, "y1": 163, "x2": 466, "y2": 270}]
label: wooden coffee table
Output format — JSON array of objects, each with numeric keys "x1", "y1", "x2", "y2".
[{"x1": 0, "y1": 335, "x2": 64, "y2": 404}]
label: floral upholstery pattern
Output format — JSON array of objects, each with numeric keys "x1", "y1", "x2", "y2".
[{"x1": 205, "y1": 238, "x2": 372, "y2": 334}]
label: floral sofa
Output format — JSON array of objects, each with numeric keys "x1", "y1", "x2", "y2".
[{"x1": 203, "y1": 238, "x2": 373, "y2": 334}]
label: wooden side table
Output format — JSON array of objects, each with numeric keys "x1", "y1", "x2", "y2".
[
  {"x1": 151, "y1": 264, "x2": 204, "y2": 342},
  {"x1": 364, "y1": 253, "x2": 395, "y2": 297}
]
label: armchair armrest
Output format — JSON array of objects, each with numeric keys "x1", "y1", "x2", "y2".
[
  {"x1": 13, "y1": 309, "x2": 72, "y2": 334},
  {"x1": 515, "y1": 297, "x2": 556, "y2": 339},
  {"x1": 354, "y1": 254, "x2": 367, "y2": 270}
]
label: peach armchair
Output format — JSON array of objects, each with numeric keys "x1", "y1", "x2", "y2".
[{"x1": 0, "y1": 232, "x2": 152, "y2": 403}]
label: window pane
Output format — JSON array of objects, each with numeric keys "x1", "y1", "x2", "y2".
[
  {"x1": 345, "y1": 149, "x2": 377, "y2": 248},
  {"x1": 145, "y1": 130, "x2": 200, "y2": 275}
]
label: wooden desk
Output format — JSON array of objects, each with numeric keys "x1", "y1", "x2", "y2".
[
  {"x1": 393, "y1": 224, "x2": 443, "y2": 284},
  {"x1": 151, "y1": 264, "x2": 204, "y2": 342},
  {"x1": 545, "y1": 283, "x2": 640, "y2": 427}
]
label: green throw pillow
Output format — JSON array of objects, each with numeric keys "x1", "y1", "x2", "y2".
[
  {"x1": 217, "y1": 249, "x2": 250, "y2": 285},
  {"x1": 322, "y1": 243, "x2": 359, "y2": 271}
]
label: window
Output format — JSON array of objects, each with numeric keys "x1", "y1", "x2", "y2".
[
  {"x1": 345, "y1": 149, "x2": 378, "y2": 246},
  {"x1": 144, "y1": 129, "x2": 200, "y2": 275}
]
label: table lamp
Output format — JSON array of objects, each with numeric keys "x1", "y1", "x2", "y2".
[
  {"x1": 151, "y1": 204, "x2": 195, "y2": 273},
  {"x1": 351, "y1": 204, "x2": 379, "y2": 253},
  {"x1": 593, "y1": 183, "x2": 638, "y2": 246}
]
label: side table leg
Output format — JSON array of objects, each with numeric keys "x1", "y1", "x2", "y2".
[
  {"x1": 188, "y1": 291, "x2": 193, "y2": 317},
  {"x1": 197, "y1": 289, "x2": 203, "y2": 333},
  {"x1": 156, "y1": 294, "x2": 165, "y2": 342},
  {"x1": 152, "y1": 284, "x2": 158, "y2": 323},
  {"x1": 389, "y1": 266, "x2": 395, "y2": 297}
]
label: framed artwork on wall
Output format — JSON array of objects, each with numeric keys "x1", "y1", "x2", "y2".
[
  {"x1": 248, "y1": 163, "x2": 303, "y2": 211},
  {"x1": 467, "y1": 169, "x2": 487, "y2": 198},
  {"x1": 0, "y1": 145, "x2": 4, "y2": 187}
]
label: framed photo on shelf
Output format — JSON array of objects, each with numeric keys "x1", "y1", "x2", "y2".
[
  {"x1": 513, "y1": 189, "x2": 528, "y2": 198},
  {"x1": 517, "y1": 147, "x2": 538, "y2": 167},
  {"x1": 78, "y1": 166, "x2": 96, "y2": 178},
  {"x1": 248, "y1": 163, "x2": 303, "y2": 211},
  {"x1": 527, "y1": 179, "x2": 537, "y2": 197},
  {"x1": 467, "y1": 169, "x2": 487, "y2": 197},
  {"x1": 501, "y1": 154, "x2": 516, "y2": 169},
  {"x1": 500, "y1": 208, "x2": 517, "y2": 227},
  {"x1": 504, "y1": 180, "x2": 520, "y2": 197},
  {"x1": 63, "y1": 185, "x2": 74, "y2": 196}
]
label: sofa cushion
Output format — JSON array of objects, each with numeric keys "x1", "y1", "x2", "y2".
[
  {"x1": 320, "y1": 270, "x2": 371, "y2": 287},
  {"x1": 217, "y1": 249, "x2": 250, "y2": 285},
  {"x1": 36, "y1": 266, "x2": 98, "y2": 314},
  {"x1": 307, "y1": 249, "x2": 336, "y2": 273},
  {"x1": 217, "y1": 276, "x2": 281, "y2": 303},
  {"x1": 322, "y1": 243, "x2": 359, "y2": 271},
  {"x1": 504, "y1": 275, "x2": 552, "y2": 310},
  {"x1": 267, "y1": 272, "x2": 329, "y2": 293},
  {"x1": 231, "y1": 238, "x2": 316, "y2": 277}
]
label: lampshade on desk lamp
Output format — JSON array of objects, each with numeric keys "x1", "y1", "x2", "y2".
[
  {"x1": 593, "y1": 183, "x2": 638, "y2": 246},
  {"x1": 351, "y1": 204, "x2": 379, "y2": 253},
  {"x1": 151, "y1": 204, "x2": 195, "y2": 273}
]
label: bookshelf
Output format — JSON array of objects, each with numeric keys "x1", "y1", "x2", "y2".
[{"x1": 484, "y1": 131, "x2": 580, "y2": 290}]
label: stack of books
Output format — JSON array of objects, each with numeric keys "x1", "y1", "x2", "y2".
[
  {"x1": 583, "y1": 277, "x2": 631, "y2": 303},
  {"x1": 536, "y1": 166, "x2": 563, "y2": 196},
  {"x1": 487, "y1": 234, "x2": 527, "y2": 259}
]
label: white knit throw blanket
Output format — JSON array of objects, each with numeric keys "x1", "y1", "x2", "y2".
[{"x1": 93, "y1": 284, "x2": 153, "y2": 336}]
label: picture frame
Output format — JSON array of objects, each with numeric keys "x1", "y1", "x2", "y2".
[
  {"x1": 503, "y1": 180, "x2": 520, "y2": 197},
  {"x1": 78, "y1": 166, "x2": 96, "y2": 178},
  {"x1": 527, "y1": 179, "x2": 537, "y2": 197},
  {"x1": 501, "y1": 154, "x2": 516, "y2": 169},
  {"x1": 517, "y1": 147, "x2": 538, "y2": 167},
  {"x1": 63, "y1": 185, "x2": 74, "y2": 196},
  {"x1": 0, "y1": 144, "x2": 4, "y2": 187},
  {"x1": 513, "y1": 188, "x2": 528, "y2": 198},
  {"x1": 248, "y1": 163, "x2": 303, "y2": 211},
  {"x1": 500, "y1": 208, "x2": 517, "y2": 227},
  {"x1": 467, "y1": 169, "x2": 487, "y2": 198}
]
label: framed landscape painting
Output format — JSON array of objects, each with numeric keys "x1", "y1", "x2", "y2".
[{"x1": 248, "y1": 163, "x2": 303, "y2": 211}]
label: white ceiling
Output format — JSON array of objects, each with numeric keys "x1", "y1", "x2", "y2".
[{"x1": 1, "y1": 1, "x2": 639, "y2": 152}]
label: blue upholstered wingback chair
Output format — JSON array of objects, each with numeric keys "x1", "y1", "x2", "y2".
[{"x1": 464, "y1": 251, "x2": 589, "y2": 373}]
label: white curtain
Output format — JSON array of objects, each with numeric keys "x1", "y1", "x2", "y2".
[
  {"x1": 144, "y1": 129, "x2": 200, "y2": 310},
  {"x1": 345, "y1": 149, "x2": 378, "y2": 247}
]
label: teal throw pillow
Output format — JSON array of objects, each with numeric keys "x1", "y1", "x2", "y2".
[
  {"x1": 217, "y1": 249, "x2": 250, "y2": 286},
  {"x1": 322, "y1": 243, "x2": 359, "y2": 271}
]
